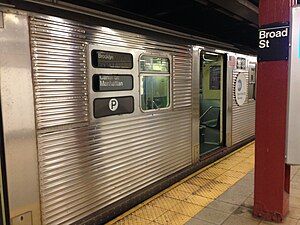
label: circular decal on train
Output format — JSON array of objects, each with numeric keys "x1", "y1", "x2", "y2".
[
  {"x1": 109, "y1": 98, "x2": 119, "y2": 111},
  {"x1": 235, "y1": 73, "x2": 247, "y2": 106}
]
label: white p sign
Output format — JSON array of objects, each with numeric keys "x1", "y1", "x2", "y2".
[{"x1": 109, "y1": 98, "x2": 119, "y2": 111}]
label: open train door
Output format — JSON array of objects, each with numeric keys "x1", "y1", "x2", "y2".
[{"x1": 199, "y1": 51, "x2": 227, "y2": 156}]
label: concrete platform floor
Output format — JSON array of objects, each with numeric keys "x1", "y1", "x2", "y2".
[
  {"x1": 186, "y1": 166, "x2": 300, "y2": 225},
  {"x1": 106, "y1": 143, "x2": 300, "y2": 225}
]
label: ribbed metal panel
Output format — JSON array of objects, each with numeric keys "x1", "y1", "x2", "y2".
[
  {"x1": 30, "y1": 18, "x2": 88, "y2": 129},
  {"x1": 29, "y1": 16, "x2": 192, "y2": 225},
  {"x1": 173, "y1": 55, "x2": 192, "y2": 109},
  {"x1": 232, "y1": 72, "x2": 256, "y2": 145}
]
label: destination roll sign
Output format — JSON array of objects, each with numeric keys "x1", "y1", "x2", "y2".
[
  {"x1": 93, "y1": 74, "x2": 133, "y2": 92},
  {"x1": 258, "y1": 23, "x2": 289, "y2": 61}
]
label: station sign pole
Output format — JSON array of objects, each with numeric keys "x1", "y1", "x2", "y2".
[{"x1": 254, "y1": 0, "x2": 297, "y2": 222}]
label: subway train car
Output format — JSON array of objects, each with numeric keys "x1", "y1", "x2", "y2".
[{"x1": 0, "y1": 4, "x2": 256, "y2": 225}]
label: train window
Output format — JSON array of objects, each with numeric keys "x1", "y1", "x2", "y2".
[
  {"x1": 248, "y1": 64, "x2": 257, "y2": 100},
  {"x1": 141, "y1": 76, "x2": 170, "y2": 111},
  {"x1": 237, "y1": 57, "x2": 246, "y2": 70},
  {"x1": 140, "y1": 55, "x2": 171, "y2": 111},
  {"x1": 140, "y1": 55, "x2": 170, "y2": 73},
  {"x1": 91, "y1": 50, "x2": 133, "y2": 69}
]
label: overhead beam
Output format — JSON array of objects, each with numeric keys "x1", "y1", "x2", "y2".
[{"x1": 203, "y1": 0, "x2": 258, "y2": 25}]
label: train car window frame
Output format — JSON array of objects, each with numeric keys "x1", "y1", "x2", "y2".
[
  {"x1": 140, "y1": 55, "x2": 170, "y2": 73},
  {"x1": 139, "y1": 54, "x2": 172, "y2": 112}
]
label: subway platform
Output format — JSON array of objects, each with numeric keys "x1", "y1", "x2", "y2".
[{"x1": 106, "y1": 143, "x2": 300, "y2": 225}]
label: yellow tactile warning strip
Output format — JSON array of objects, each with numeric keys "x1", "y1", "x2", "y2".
[{"x1": 106, "y1": 142, "x2": 255, "y2": 225}]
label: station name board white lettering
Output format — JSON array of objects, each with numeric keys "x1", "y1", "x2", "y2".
[{"x1": 258, "y1": 23, "x2": 289, "y2": 61}]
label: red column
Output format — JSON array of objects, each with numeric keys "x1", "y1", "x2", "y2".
[{"x1": 253, "y1": 0, "x2": 297, "y2": 222}]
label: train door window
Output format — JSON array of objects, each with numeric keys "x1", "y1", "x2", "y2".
[
  {"x1": 248, "y1": 63, "x2": 257, "y2": 100},
  {"x1": 139, "y1": 55, "x2": 171, "y2": 111},
  {"x1": 199, "y1": 52, "x2": 225, "y2": 156}
]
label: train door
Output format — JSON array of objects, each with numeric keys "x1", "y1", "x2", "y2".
[{"x1": 199, "y1": 51, "x2": 226, "y2": 155}]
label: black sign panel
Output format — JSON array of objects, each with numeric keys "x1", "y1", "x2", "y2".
[
  {"x1": 91, "y1": 50, "x2": 133, "y2": 69},
  {"x1": 258, "y1": 23, "x2": 289, "y2": 61},
  {"x1": 93, "y1": 74, "x2": 133, "y2": 92},
  {"x1": 209, "y1": 66, "x2": 221, "y2": 90},
  {"x1": 93, "y1": 96, "x2": 134, "y2": 118}
]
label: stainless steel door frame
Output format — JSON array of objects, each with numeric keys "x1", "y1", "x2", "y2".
[
  {"x1": 191, "y1": 46, "x2": 201, "y2": 163},
  {"x1": 0, "y1": 13, "x2": 41, "y2": 225},
  {"x1": 225, "y1": 54, "x2": 234, "y2": 147},
  {"x1": 199, "y1": 49, "x2": 227, "y2": 155}
]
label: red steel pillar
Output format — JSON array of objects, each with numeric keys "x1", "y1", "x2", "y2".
[{"x1": 254, "y1": 0, "x2": 297, "y2": 222}]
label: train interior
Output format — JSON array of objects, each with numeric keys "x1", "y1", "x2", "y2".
[{"x1": 199, "y1": 52, "x2": 225, "y2": 155}]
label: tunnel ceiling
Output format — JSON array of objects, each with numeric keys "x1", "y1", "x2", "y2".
[
  {"x1": 2, "y1": 0, "x2": 261, "y2": 52},
  {"x1": 58, "y1": 0, "x2": 259, "y2": 52},
  {"x1": 9, "y1": 0, "x2": 300, "y2": 52}
]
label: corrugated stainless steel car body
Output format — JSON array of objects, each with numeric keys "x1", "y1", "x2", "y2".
[
  {"x1": 0, "y1": 8, "x2": 256, "y2": 225},
  {"x1": 29, "y1": 15, "x2": 193, "y2": 225},
  {"x1": 0, "y1": 13, "x2": 41, "y2": 225},
  {"x1": 230, "y1": 54, "x2": 256, "y2": 145}
]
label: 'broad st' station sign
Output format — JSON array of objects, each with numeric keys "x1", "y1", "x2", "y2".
[{"x1": 258, "y1": 23, "x2": 289, "y2": 61}]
